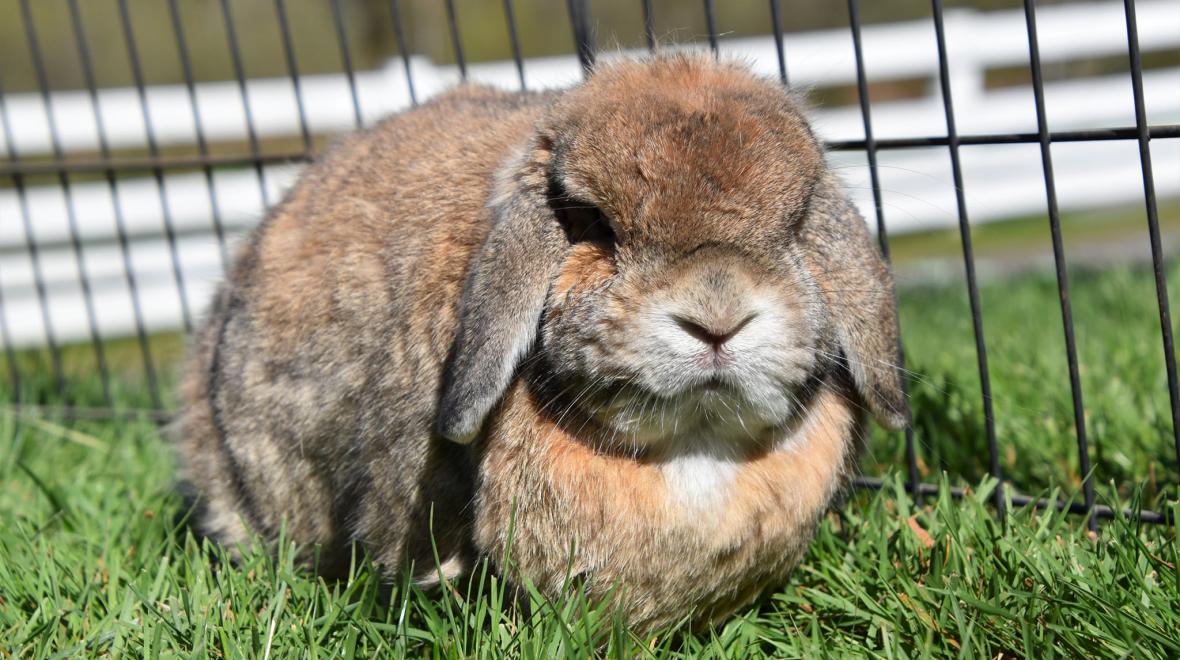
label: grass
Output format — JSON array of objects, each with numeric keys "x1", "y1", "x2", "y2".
[
  {"x1": 2, "y1": 229, "x2": 1179, "y2": 655},
  {"x1": 0, "y1": 417, "x2": 1176, "y2": 657},
  {"x1": 868, "y1": 261, "x2": 1180, "y2": 507}
]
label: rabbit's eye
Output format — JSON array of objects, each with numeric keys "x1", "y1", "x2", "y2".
[
  {"x1": 557, "y1": 204, "x2": 616, "y2": 246},
  {"x1": 548, "y1": 177, "x2": 617, "y2": 246}
]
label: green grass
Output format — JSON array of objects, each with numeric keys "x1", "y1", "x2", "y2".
[
  {"x1": 2, "y1": 253, "x2": 1179, "y2": 656},
  {"x1": 0, "y1": 416, "x2": 1176, "y2": 657},
  {"x1": 858, "y1": 262, "x2": 1180, "y2": 508}
]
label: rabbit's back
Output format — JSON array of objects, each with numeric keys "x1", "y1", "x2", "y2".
[{"x1": 175, "y1": 86, "x2": 550, "y2": 576}]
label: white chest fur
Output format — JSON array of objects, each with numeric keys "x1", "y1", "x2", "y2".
[
  {"x1": 655, "y1": 400, "x2": 837, "y2": 519},
  {"x1": 660, "y1": 450, "x2": 740, "y2": 510}
]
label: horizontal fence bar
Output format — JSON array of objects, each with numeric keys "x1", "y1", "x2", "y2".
[
  {"x1": 0, "y1": 152, "x2": 314, "y2": 178},
  {"x1": 4, "y1": 403, "x2": 172, "y2": 424},
  {"x1": 827, "y1": 124, "x2": 1180, "y2": 149},
  {"x1": 852, "y1": 477, "x2": 1174, "y2": 525},
  {"x1": 2, "y1": 124, "x2": 1177, "y2": 179}
]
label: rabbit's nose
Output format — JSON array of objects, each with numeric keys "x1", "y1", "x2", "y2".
[{"x1": 673, "y1": 313, "x2": 757, "y2": 352}]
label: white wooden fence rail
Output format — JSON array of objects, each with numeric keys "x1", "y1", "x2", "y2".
[{"x1": 1, "y1": 0, "x2": 1177, "y2": 347}]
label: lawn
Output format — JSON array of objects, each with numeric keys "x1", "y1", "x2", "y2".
[{"x1": 1, "y1": 239, "x2": 1179, "y2": 656}]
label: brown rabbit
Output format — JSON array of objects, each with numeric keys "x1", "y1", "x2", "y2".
[{"x1": 175, "y1": 53, "x2": 907, "y2": 633}]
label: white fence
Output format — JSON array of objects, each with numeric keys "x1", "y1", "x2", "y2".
[{"x1": 1, "y1": 0, "x2": 1178, "y2": 347}]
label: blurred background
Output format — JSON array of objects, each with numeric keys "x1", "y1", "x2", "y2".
[{"x1": 0, "y1": 0, "x2": 1178, "y2": 502}]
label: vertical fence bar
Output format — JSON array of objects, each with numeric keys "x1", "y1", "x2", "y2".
[
  {"x1": 1122, "y1": 0, "x2": 1180, "y2": 474},
  {"x1": 166, "y1": 0, "x2": 231, "y2": 272},
  {"x1": 218, "y1": 0, "x2": 273, "y2": 209},
  {"x1": 0, "y1": 101, "x2": 19, "y2": 398},
  {"x1": 502, "y1": 0, "x2": 527, "y2": 91},
  {"x1": 1020, "y1": 0, "x2": 1095, "y2": 529},
  {"x1": 567, "y1": 0, "x2": 596, "y2": 75},
  {"x1": 847, "y1": 0, "x2": 923, "y2": 503},
  {"x1": 641, "y1": 0, "x2": 656, "y2": 52},
  {"x1": 19, "y1": 2, "x2": 122, "y2": 404},
  {"x1": 0, "y1": 181, "x2": 53, "y2": 403},
  {"x1": 769, "y1": 0, "x2": 788, "y2": 86},
  {"x1": 9, "y1": 6, "x2": 69, "y2": 394},
  {"x1": 0, "y1": 277, "x2": 20, "y2": 395},
  {"x1": 61, "y1": 1, "x2": 161, "y2": 408},
  {"x1": 2, "y1": 168, "x2": 78, "y2": 401},
  {"x1": 273, "y1": 0, "x2": 314, "y2": 151},
  {"x1": 329, "y1": 0, "x2": 364, "y2": 128},
  {"x1": 703, "y1": 0, "x2": 719, "y2": 57},
  {"x1": 0, "y1": 86, "x2": 64, "y2": 396},
  {"x1": 115, "y1": 0, "x2": 194, "y2": 333},
  {"x1": 929, "y1": 0, "x2": 1003, "y2": 515},
  {"x1": 389, "y1": 0, "x2": 418, "y2": 106},
  {"x1": 444, "y1": 0, "x2": 468, "y2": 81},
  {"x1": 1, "y1": 153, "x2": 81, "y2": 402}
]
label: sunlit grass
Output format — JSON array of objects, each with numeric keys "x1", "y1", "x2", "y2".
[{"x1": 0, "y1": 409, "x2": 1175, "y2": 657}]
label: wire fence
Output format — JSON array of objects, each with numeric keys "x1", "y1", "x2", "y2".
[{"x1": 0, "y1": 0, "x2": 1177, "y2": 525}]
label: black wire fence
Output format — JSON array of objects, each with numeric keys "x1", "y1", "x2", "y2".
[{"x1": 0, "y1": 0, "x2": 1176, "y2": 526}]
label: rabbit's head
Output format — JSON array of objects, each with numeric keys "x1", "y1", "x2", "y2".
[{"x1": 439, "y1": 55, "x2": 907, "y2": 450}]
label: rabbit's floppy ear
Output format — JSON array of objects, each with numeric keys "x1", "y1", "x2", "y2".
[
  {"x1": 437, "y1": 145, "x2": 567, "y2": 444},
  {"x1": 798, "y1": 174, "x2": 909, "y2": 431}
]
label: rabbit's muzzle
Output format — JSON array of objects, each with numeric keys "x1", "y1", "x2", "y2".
[{"x1": 539, "y1": 245, "x2": 821, "y2": 453}]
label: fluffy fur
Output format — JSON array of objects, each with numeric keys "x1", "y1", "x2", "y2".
[{"x1": 175, "y1": 54, "x2": 906, "y2": 633}]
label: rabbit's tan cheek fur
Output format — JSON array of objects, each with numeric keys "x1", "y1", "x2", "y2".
[{"x1": 550, "y1": 242, "x2": 617, "y2": 301}]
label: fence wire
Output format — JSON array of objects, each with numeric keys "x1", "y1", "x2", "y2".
[{"x1": 0, "y1": 0, "x2": 1176, "y2": 525}]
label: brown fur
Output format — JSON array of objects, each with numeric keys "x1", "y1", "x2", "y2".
[
  {"x1": 175, "y1": 54, "x2": 905, "y2": 633},
  {"x1": 176, "y1": 86, "x2": 549, "y2": 574}
]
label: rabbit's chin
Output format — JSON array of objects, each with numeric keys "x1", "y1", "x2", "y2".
[{"x1": 582, "y1": 377, "x2": 808, "y2": 452}]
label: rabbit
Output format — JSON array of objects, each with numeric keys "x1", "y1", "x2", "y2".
[{"x1": 174, "y1": 53, "x2": 907, "y2": 633}]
